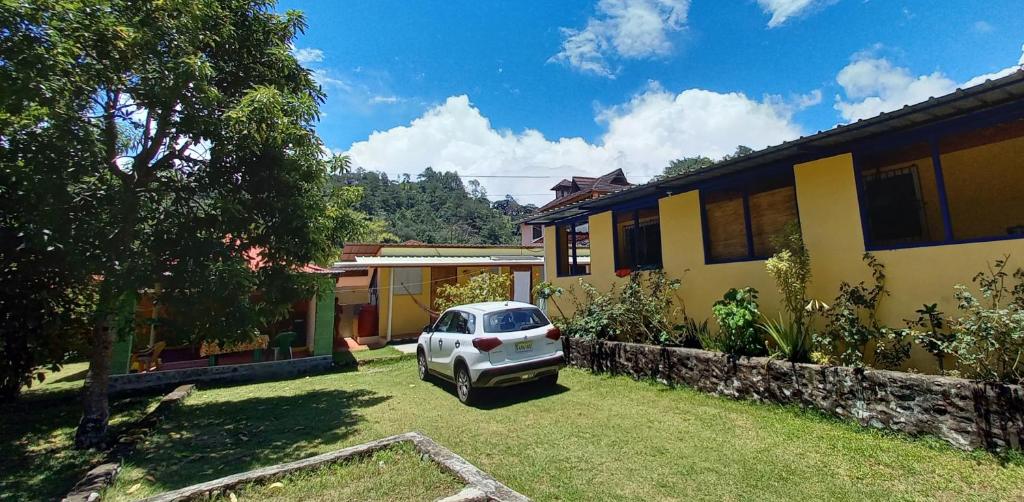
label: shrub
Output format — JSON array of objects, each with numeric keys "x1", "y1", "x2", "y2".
[
  {"x1": 760, "y1": 314, "x2": 810, "y2": 363},
  {"x1": 560, "y1": 280, "x2": 621, "y2": 340},
  {"x1": 765, "y1": 221, "x2": 812, "y2": 330},
  {"x1": 816, "y1": 253, "x2": 908, "y2": 369},
  {"x1": 613, "y1": 270, "x2": 681, "y2": 345},
  {"x1": 434, "y1": 272, "x2": 510, "y2": 312},
  {"x1": 532, "y1": 281, "x2": 566, "y2": 318},
  {"x1": 556, "y1": 271, "x2": 682, "y2": 345},
  {"x1": 905, "y1": 303, "x2": 953, "y2": 374},
  {"x1": 945, "y1": 257, "x2": 1024, "y2": 384},
  {"x1": 711, "y1": 287, "x2": 766, "y2": 357},
  {"x1": 674, "y1": 316, "x2": 710, "y2": 349}
]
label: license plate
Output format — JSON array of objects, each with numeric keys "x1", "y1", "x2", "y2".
[{"x1": 514, "y1": 341, "x2": 533, "y2": 353}]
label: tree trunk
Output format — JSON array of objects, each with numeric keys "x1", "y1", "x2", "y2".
[
  {"x1": 74, "y1": 276, "x2": 123, "y2": 449},
  {"x1": 74, "y1": 308, "x2": 114, "y2": 449}
]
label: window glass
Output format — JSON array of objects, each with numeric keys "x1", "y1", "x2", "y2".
[
  {"x1": 858, "y1": 142, "x2": 943, "y2": 247},
  {"x1": 614, "y1": 212, "x2": 635, "y2": 269},
  {"x1": 556, "y1": 219, "x2": 589, "y2": 276},
  {"x1": 939, "y1": 119, "x2": 1024, "y2": 240},
  {"x1": 614, "y1": 206, "x2": 662, "y2": 271},
  {"x1": 555, "y1": 224, "x2": 569, "y2": 275},
  {"x1": 483, "y1": 308, "x2": 550, "y2": 333},
  {"x1": 449, "y1": 312, "x2": 474, "y2": 334},
  {"x1": 392, "y1": 267, "x2": 423, "y2": 295},
  {"x1": 749, "y1": 185, "x2": 799, "y2": 257},
  {"x1": 704, "y1": 191, "x2": 748, "y2": 261},
  {"x1": 433, "y1": 311, "x2": 456, "y2": 332},
  {"x1": 532, "y1": 224, "x2": 543, "y2": 241},
  {"x1": 636, "y1": 207, "x2": 662, "y2": 268},
  {"x1": 702, "y1": 171, "x2": 799, "y2": 262}
]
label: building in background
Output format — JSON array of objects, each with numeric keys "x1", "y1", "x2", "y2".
[
  {"x1": 331, "y1": 242, "x2": 545, "y2": 348},
  {"x1": 520, "y1": 169, "x2": 632, "y2": 246}
]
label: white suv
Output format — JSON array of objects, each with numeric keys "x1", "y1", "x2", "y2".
[{"x1": 416, "y1": 301, "x2": 564, "y2": 405}]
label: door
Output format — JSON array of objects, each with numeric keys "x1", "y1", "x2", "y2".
[
  {"x1": 429, "y1": 310, "x2": 475, "y2": 374},
  {"x1": 513, "y1": 270, "x2": 531, "y2": 304},
  {"x1": 427, "y1": 311, "x2": 456, "y2": 372}
]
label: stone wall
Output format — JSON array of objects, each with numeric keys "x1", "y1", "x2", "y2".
[
  {"x1": 108, "y1": 356, "x2": 334, "y2": 395},
  {"x1": 567, "y1": 338, "x2": 1024, "y2": 451}
]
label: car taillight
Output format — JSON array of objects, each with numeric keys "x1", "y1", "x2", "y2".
[
  {"x1": 472, "y1": 337, "x2": 503, "y2": 352},
  {"x1": 545, "y1": 327, "x2": 561, "y2": 341}
]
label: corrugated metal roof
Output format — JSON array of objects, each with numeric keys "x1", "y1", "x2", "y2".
[
  {"x1": 523, "y1": 68, "x2": 1024, "y2": 225},
  {"x1": 329, "y1": 255, "x2": 545, "y2": 270}
]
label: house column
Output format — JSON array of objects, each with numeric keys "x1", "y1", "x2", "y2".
[{"x1": 305, "y1": 296, "x2": 316, "y2": 352}]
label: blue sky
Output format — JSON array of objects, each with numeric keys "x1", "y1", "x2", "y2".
[{"x1": 278, "y1": 0, "x2": 1024, "y2": 203}]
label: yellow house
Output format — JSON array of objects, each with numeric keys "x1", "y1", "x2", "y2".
[
  {"x1": 330, "y1": 243, "x2": 545, "y2": 346},
  {"x1": 524, "y1": 69, "x2": 1024, "y2": 373}
]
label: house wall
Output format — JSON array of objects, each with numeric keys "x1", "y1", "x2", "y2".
[
  {"x1": 376, "y1": 264, "x2": 545, "y2": 340},
  {"x1": 544, "y1": 151, "x2": 1024, "y2": 374},
  {"x1": 376, "y1": 266, "x2": 434, "y2": 340}
]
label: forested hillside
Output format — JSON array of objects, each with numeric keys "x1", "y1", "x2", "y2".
[{"x1": 338, "y1": 168, "x2": 535, "y2": 245}]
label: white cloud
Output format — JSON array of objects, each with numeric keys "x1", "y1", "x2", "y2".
[
  {"x1": 756, "y1": 0, "x2": 834, "y2": 28},
  {"x1": 834, "y1": 45, "x2": 1024, "y2": 122},
  {"x1": 368, "y1": 95, "x2": 401, "y2": 105},
  {"x1": 550, "y1": 0, "x2": 690, "y2": 77},
  {"x1": 345, "y1": 86, "x2": 801, "y2": 201},
  {"x1": 972, "y1": 20, "x2": 994, "y2": 34},
  {"x1": 293, "y1": 47, "x2": 325, "y2": 65}
]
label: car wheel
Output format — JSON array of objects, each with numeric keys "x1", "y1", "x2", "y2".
[
  {"x1": 455, "y1": 364, "x2": 477, "y2": 405},
  {"x1": 417, "y1": 350, "x2": 429, "y2": 381},
  {"x1": 539, "y1": 372, "x2": 559, "y2": 387}
]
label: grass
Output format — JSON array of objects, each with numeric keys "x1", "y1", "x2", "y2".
[
  {"x1": 0, "y1": 362, "x2": 159, "y2": 501},
  {"x1": 90, "y1": 359, "x2": 1024, "y2": 501},
  {"x1": 196, "y1": 442, "x2": 463, "y2": 502},
  {"x1": 332, "y1": 345, "x2": 410, "y2": 366}
]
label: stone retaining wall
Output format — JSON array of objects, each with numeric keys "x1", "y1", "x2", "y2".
[
  {"x1": 567, "y1": 338, "x2": 1024, "y2": 451},
  {"x1": 108, "y1": 356, "x2": 334, "y2": 395}
]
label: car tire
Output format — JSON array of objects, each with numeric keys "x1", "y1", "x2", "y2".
[
  {"x1": 539, "y1": 372, "x2": 559, "y2": 387},
  {"x1": 455, "y1": 364, "x2": 478, "y2": 405},
  {"x1": 417, "y1": 350, "x2": 430, "y2": 381}
]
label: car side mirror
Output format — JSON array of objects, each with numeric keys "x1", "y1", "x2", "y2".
[{"x1": 423, "y1": 323, "x2": 433, "y2": 333}]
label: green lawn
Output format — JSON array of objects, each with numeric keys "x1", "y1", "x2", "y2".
[
  {"x1": 0, "y1": 362, "x2": 159, "y2": 501},
  {"x1": 199, "y1": 443, "x2": 463, "y2": 502},
  {"x1": 333, "y1": 345, "x2": 411, "y2": 366},
  {"x1": 91, "y1": 359, "x2": 1024, "y2": 501}
]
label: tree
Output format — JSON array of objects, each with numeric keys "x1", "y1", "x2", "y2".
[
  {"x1": 659, "y1": 156, "x2": 715, "y2": 180},
  {"x1": 723, "y1": 145, "x2": 755, "y2": 160},
  {"x1": 339, "y1": 168, "x2": 519, "y2": 244},
  {"x1": 1, "y1": 0, "x2": 364, "y2": 447}
]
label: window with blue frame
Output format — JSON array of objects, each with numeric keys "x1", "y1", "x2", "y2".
[
  {"x1": 613, "y1": 206, "x2": 662, "y2": 272},
  {"x1": 556, "y1": 219, "x2": 589, "y2": 277},
  {"x1": 701, "y1": 170, "x2": 799, "y2": 263},
  {"x1": 857, "y1": 117, "x2": 1024, "y2": 249}
]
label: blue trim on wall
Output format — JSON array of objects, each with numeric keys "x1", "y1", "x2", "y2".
[
  {"x1": 853, "y1": 113, "x2": 1024, "y2": 252},
  {"x1": 929, "y1": 138, "x2": 955, "y2": 242}
]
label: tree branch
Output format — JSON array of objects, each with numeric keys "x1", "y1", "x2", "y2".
[{"x1": 102, "y1": 90, "x2": 131, "y2": 185}]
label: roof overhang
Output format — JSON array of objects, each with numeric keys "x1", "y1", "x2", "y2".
[
  {"x1": 328, "y1": 255, "x2": 544, "y2": 271},
  {"x1": 523, "y1": 69, "x2": 1024, "y2": 225}
]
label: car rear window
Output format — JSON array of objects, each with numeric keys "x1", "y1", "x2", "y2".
[{"x1": 483, "y1": 308, "x2": 550, "y2": 333}]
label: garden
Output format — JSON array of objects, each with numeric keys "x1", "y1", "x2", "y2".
[
  {"x1": 5, "y1": 356, "x2": 1024, "y2": 501},
  {"x1": 538, "y1": 223, "x2": 1024, "y2": 385}
]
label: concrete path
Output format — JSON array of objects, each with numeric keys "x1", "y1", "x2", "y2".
[{"x1": 392, "y1": 343, "x2": 418, "y2": 355}]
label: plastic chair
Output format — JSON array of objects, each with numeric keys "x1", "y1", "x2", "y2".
[
  {"x1": 273, "y1": 332, "x2": 297, "y2": 360},
  {"x1": 130, "y1": 341, "x2": 166, "y2": 372}
]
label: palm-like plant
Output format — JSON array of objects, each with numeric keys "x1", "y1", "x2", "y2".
[{"x1": 760, "y1": 313, "x2": 811, "y2": 363}]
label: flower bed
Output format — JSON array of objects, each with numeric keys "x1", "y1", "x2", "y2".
[{"x1": 567, "y1": 337, "x2": 1024, "y2": 451}]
